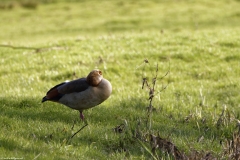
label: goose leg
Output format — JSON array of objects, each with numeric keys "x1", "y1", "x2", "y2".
[{"x1": 79, "y1": 111, "x2": 84, "y2": 120}]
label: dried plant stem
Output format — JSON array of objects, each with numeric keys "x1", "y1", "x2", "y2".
[
  {"x1": 146, "y1": 64, "x2": 158, "y2": 131},
  {"x1": 0, "y1": 44, "x2": 66, "y2": 53},
  {"x1": 141, "y1": 60, "x2": 169, "y2": 131},
  {"x1": 66, "y1": 123, "x2": 88, "y2": 144},
  {"x1": 70, "y1": 123, "x2": 88, "y2": 139}
]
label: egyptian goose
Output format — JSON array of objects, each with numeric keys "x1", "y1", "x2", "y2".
[{"x1": 42, "y1": 69, "x2": 112, "y2": 120}]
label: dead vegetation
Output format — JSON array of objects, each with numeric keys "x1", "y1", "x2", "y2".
[
  {"x1": 149, "y1": 134, "x2": 185, "y2": 159},
  {"x1": 0, "y1": 44, "x2": 68, "y2": 53},
  {"x1": 0, "y1": 1, "x2": 38, "y2": 10},
  {"x1": 222, "y1": 121, "x2": 240, "y2": 159},
  {"x1": 113, "y1": 59, "x2": 240, "y2": 159},
  {"x1": 0, "y1": 1, "x2": 60, "y2": 10}
]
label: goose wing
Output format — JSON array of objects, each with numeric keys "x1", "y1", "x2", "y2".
[{"x1": 42, "y1": 78, "x2": 89, "y2": 102}]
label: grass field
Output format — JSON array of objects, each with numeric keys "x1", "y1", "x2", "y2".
[{"x1": 1, "y1": 0, "x2": 240, "y2": 159}]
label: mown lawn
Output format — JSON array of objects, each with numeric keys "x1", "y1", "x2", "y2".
[{"x1": 0, "y1": 0, "x2": 240, "y2": 159}]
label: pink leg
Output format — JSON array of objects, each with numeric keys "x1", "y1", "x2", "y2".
[{"x1": 79, "y1": 111, "x2": 84, "y2": 120}]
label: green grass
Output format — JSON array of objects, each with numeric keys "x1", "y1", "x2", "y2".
[{"x1": 1, "y1": 0, "x2": 240, "y2": 159}]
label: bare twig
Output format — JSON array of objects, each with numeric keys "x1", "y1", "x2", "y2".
[
  {"x1": 140, "y1": 59, "x2": 170, "y2": 132},
  {"x1": 145, "y1": 64, "x2": 159, "y2": 130},
  {"x1": 142, "y1": 78, "x2": 147, "y2": 89},
  {"x1": 0, "y1": 44, "x2": 67, "y2": 53},
  {"x1": 66, "y1": 123, "x2": 88, "y2": 144},
  {"x1": 113, "y1": 123, "x2": 125, "y2": 133},
  {"x1": 70, "y1": 123, "x2": 88, "y2": 139},
  {"x1": 158, "y1": 69, "x2": 170, "y2": 80}
]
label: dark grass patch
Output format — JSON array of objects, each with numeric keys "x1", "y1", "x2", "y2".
[{"x1": 224, "y1": 55, "x2": 240, "y2": 62}]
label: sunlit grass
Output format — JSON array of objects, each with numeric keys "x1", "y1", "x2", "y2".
[{"x1": 0, "y1": 0, "x2": 240, "y2": 159}]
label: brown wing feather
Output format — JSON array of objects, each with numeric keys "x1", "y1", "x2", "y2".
[
  {"x1": 42, "y1": 78, "x2": 89, "y2": 103},
  {"x1": 42, "y1": 82, "x2": 66, "y2": 102}
]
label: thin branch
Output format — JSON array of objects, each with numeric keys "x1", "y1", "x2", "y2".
[
  {"x1": 0, "y1": 44, "x2": 42, "y2": 50},
  {"x1": 158, "y1": 70, "x2": 170, "y2": 80},
  {"x1": 155, "y1": 62, "x2": 170, "y2": 94},
  {"x1": 160, "y1": 83, "x2": 169, "y2": 92},
  {"x1": 158, "y1": 61, "x2": 170, "y2": 81},
  {"x1": 66, "y1": 123, "x2": 88, "y2": 144},
  {"x1": 70, "y1": 123, "x2": 88, "y2": 139},
  {"x1": 140, "y1": 60, "x2": 170, "y2": 132},
  {"x1": 0, "y1": 44, "x2": 67, "y2": 53}
]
